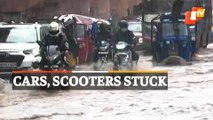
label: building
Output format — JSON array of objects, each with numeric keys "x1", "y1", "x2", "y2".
[
  {"x1": 0, "y1": 0, "x2": 142, "y2": 22},
  {"x1": 0, "y1": 0, "x2": 43, "y2": 21}
]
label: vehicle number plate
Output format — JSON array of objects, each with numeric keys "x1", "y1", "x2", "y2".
[
  {"x1": 98, "y1": 52, "x2": 109, "y2": 54},
  {"x1": 0, "y1": 62, "x2": 17, "y2": 69}
]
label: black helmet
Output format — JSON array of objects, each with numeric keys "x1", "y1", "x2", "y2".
[
  {"x1": 119, "y1": 20, "x2": 128, "y2": 28},
  {"x1": 99, "y1": 23, "x2": 106, "y2": 32}
]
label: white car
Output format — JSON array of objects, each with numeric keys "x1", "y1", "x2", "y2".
[{"x1": 0, "y1": 23, "x2": 47, "y2": 73}]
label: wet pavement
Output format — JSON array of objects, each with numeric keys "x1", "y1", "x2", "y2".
[{"x1": 0, "y1": 44, "x2": 213, "y2": 120}]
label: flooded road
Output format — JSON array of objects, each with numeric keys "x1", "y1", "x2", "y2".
[{"x1": 0, "y1": 44, "x2": 213, "y2": 120}]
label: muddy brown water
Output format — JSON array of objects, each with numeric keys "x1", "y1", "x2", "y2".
[{"x1": 0, "y1": 44, "x2": 213, "y2": 120}]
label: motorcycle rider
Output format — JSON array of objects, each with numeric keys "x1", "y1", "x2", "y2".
[
  {"x1": 40, "y1": 21, "x2": 70, "y2": 67},
  {"x1": 93, "y1": 22, "x2": 111, "y2": 62},
  {"x1": 113, "y1": 20, "x2": 139, "y2": 63},
  {"x1": 61, "y1": 18, "x2": 80, "y2": 59}
]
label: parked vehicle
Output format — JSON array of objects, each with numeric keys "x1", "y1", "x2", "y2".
[
  {"x1": 0, "y1": 23, "x2": 46, "y2": 72},
  {"x1": 141, "y1": 0, "x2": 212, "y2": 51},
  {"x1": 151, "y1": 14, "x2": 193, "y2": 62},
  {"x1": 113, "y1": 41, "x2": 133, "y2": 70},
  {"x1": 128, "y1": 21, "x2": 143, "y2": 49},
  {"x1": 58, "y1": 14, "x2": 97, "y2": 64}
]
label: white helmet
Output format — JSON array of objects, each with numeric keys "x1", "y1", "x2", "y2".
[{"x1": 49, "y1": 21, "x2": 59, "y2": 35}]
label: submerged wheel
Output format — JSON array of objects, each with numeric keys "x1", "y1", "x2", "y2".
[
  {"x1": 162, "y1": 56, "x2": 188, "y2": 66},
  {"x1": 94, "y1": 58, "x2": 108, "y2": 71},
  {"x1": 113, "y1": 63, "x2": 119, "y2": 70}
]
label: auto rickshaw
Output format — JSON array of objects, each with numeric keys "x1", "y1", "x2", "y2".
[
  {"x1": 58, "y1": 14, "x2": 109, "y2": 64},
  {"x1": 151, "y1": 13, "x2": 193, "y2": 62},
  {"x1": 59, "y1": 14, "x2": 111, "y2": 64}
]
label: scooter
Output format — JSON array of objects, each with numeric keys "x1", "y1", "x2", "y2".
[{"x1": 113, "y1": 41, "x2": 133, "y2": 70}]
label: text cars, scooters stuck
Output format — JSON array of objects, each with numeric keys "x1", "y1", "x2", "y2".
[{"x1": 12, "y1": 75, "x2": 168, "y2": 90}]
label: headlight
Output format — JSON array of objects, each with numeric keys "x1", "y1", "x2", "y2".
[
  {"x1": 116, "y1": 44, "x2": 126, "y2": 49},
  {"x1": 166, "y1": 41, "x2": 170, "y2": 44},
  {"x1": 101, "y1": 41, "x2": 107, "y2": 45},
  {"x1": 23, "y1": 48, "x2": 39, "y2": 55}
]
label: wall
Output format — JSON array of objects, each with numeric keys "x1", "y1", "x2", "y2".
[
  {"x1": 0, "y1": 0, "x2": 142, "y2": 21},
  {"x1": 90, "y1": 0, "x2": 111, "y2": 19}
]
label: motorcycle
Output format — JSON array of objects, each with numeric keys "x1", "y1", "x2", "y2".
[
  {"x1": 31, "y1": 41, "x2": 77, "y2": 90},
  {"x1": 94, "y1": 40, "x2": 111, "y2": 70},
  {"x1": 32, "y1": 41, "x2": 75, "y2": 70},
  {"x1": 113, "y1": 41, "x2": 133, "y2": 70}
]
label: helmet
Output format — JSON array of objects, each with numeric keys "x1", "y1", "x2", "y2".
[
  {"x1": 49, "y1": 21, "x2": 59, "y2": 35},
  {"x1": 99, "y1": 23, "x2": 107, "y2": 32},
  {"x1": 119, "y1": 20, "x2": 128, "y2": 32},
  {"x1": 119, "y1": 20, "x2": 128, "y2": 28}
]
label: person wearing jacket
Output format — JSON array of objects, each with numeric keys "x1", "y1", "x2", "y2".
[
  {"x1": 93, "y1": 22, "x2": 112, "y2": 62},
  {"x1": 113, "y1": 20, "x2": 139, "y2": 62},
  {"x1": 40, "y1": 21, "x2": 70, "y2": 67}
]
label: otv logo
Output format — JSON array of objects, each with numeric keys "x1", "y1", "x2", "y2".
[{"x1": 185, "y1": 7, "x2": 205, "y2": 25}]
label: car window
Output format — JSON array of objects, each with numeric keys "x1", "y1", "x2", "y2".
[
  {"x1": 128, "y1": 23, "x2": 142, "y2": 32},
  {"x1": 0, "y1": 27, "x2": 37, "y2": 43},
  {"x1": 162, "y1": 23, "x2": 188, "y2": 36}
]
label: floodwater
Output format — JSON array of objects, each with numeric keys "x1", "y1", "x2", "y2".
[{"x1": 0, "y1": 44, "x2": 213, "y2": 120}]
